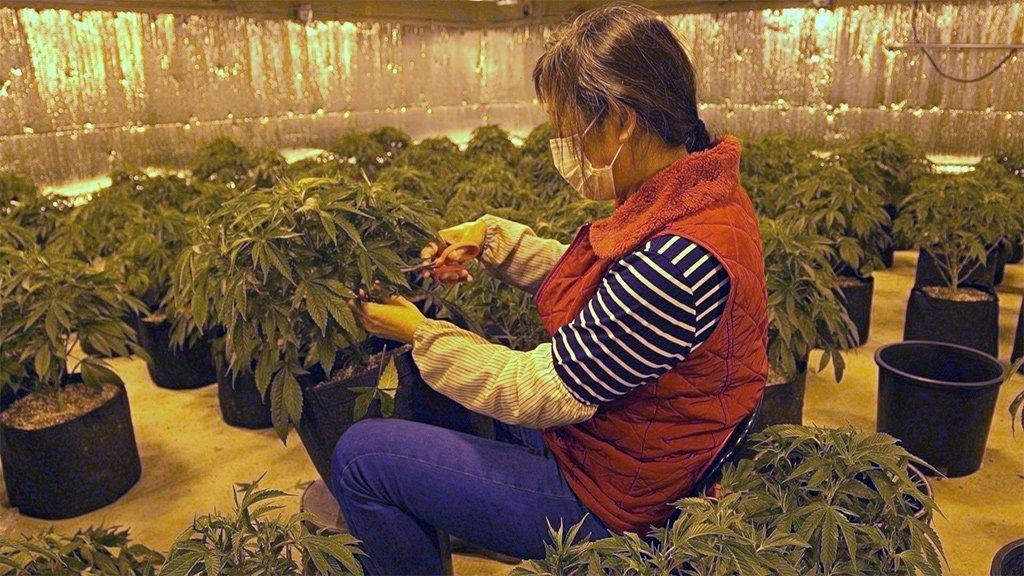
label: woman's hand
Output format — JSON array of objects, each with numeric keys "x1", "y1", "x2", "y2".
[
  {"x1": 349, "y1": 294, "x2": 428, "y2": 344},
  {"x1": 421, "y1": 220, "x2": 488, "y2": 284}
]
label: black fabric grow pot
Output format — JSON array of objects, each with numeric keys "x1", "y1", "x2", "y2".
[
  {"x1": 750, "y1": 370, "x2": 807, "y2": 434},
  {"x1": 875, "y1": 341, "x2": 1005, "y2": 478},
  {"x1": 914, "y1": 249, "x2": 997, "y2": 290},
  {"x1": 1013, "y1": 299, "x2": 1023, "y2": 374},
  {"x1": 136, "y1": 316, "x2": 216, "y2": 390},
  {"x1": 838, "y1": 275, "x2": 873, "y2": 348},
  {"x1": 1008, "y1": 241, "x2": 1023, "y2": 265},
  {"x1": 992, "y1": 539, "x2": 1024, "y2": 576},
  {"x1": 903, "y1": 286, "x2": 999, "y2": 357},
  {"x1": 880, "y1": 244, "x2": 895, "y2": 269},
  {"x1": 0, "y1": 375, "x2": 142, "y2": 519},
  {"x1": 214, "y1": 351, "x2": 272, "y2": 430},
  {"x1": 297, "y1": 347, "x2": 477, "y2": 482},
  {"x1": 880, "y1": 210, "x2": 897, "y2": 268},
  {"x1": 993, "y1": 240, "x2": 1010, "y2": 286},
  {"x1": 80, "y1": 310, "x2": 140, "y2": 358}
]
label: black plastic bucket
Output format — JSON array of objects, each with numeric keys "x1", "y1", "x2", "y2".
[
  {"x1": 297, "y1": 348, "x2": 477, "y2": 482},
  {"x1": 838, "y1": 275, "x2": 873, "y2": 348},
  {"x1": 992, "y1": 539, "x2": 1024, "y2": 576},
  {"x1": 903, "y1": 287, "x2": 999, "y2": 357},
  {"x1": 0, "y1": 375, "x2": 142, "y2": 519},
  {"x1": 750, "y1": 371, "x2": 806, "y2": 434},
  {"x1": 914, "y1": 249, "x2": 997, "y2": 290},
  {"x1": 214, "y1": 351, "x2": 272, "y2": 430},
  {"x1": 136, "y1": 317, "x2": 217, "y2": 390},
  {"x1": 875, "y1": 341, "x2": 1005, "y2": 478}
]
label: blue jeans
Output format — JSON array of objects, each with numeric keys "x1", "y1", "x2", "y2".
[{"x1": 329, "y1": 419, "x2": 612, "y2": 575}]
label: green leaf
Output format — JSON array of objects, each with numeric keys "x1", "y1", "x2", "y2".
[
  {"x1": 377, "y1": 358, "x2": 398, "y2": 395},
  {"x1": 352, "y1": 389, "x2": 375, "y2": 421}
]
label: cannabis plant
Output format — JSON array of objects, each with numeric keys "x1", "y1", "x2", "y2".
[
  {"x1": 375, "y1": 165, "x2": 447, "y2": 217},
  {"x1": 0, "y1": 246, "x2": 145, "y2": 399},
  {"x1": 1005, "y1": 358, "x2": 1024, "y2": 433},
  {"x1": 0, "y1": 172, "x2": 73, "y2": 247},
  {"x1": 327, "y1": 131, "x2": 390, "y2": 179},
  {"x1": 838, "y1": 131, "x2": 928, "y2": 210},
  {"x1": 448, "y1": 158, "x2": 531, "y2": 222},
  {"x1": 170, "y1": 177, "x2": 435, "y2": 438},
  {"x1": 368, "y1": 126, "x2": 412, "y2": 160},
  {"x1": 0, "y1": 526, "x2": 163, "y2": 576},
  {"x1": 190, "y1": 137, "x2": 286, "y2": 189},
  {"x1": 512, "y1": 492, "x2": 805, "y2": 576},
  {"x1": 465, "y1": 124, "x2": 520, "y2": 166},
  {"x1": 161, "y1": 477, "x2": 363, "y2": 576},
  {"x1": 894, "y1": 172, "x2": 1014, "y2": 289},
  {"x1": 518, "y1": 425, "x2": 945, "y2": 576},
  {"x1": 520, "y1": 122, "x2": 556, "y2": 160},
  {"x1": 995, "y1": 148, "x2": 1024, "y2": 178},
  {"x1": 740, "y1": 134, "x2": 812, "y2": 216},
  {"x1": 515, "y1": 123, "x2": 574, "y2": 206},
  {"x1": 719, "y1": 425, "x2": 943, "y2": 576},
  {"x1": 975, "y1": 157, "x2": 1024, "y2": 244},
  {"x1": 392, "y1": 136, "x2": 468, "y2": 207},
  {"x1": 761, "y1": 218, "x2": 855, "y2": 382},
  {"x1": 783, "y1": 156, "x2": 891, "y2": 277},
  {"x1": 447, "y1": 274, "x2": 549, "y2": 352}
]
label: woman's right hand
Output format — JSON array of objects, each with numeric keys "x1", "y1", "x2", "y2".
[{"x1": 420, "y1": 220, "x2": 488, "y2": 284}]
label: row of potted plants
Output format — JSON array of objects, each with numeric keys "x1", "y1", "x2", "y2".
[
  {"x1": 2, "y1": 124, "x2": 1020, "y2": 525},
  {"x1": 0, "y1": 476, "x2": 364, "y2": 575},
  {"x1": 513, "y1": 424, "x2": 943, "y2": 576}
]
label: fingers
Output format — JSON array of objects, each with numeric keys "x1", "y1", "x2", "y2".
[
  {"x1": 420, "y1": 240, "x2": 442, "y2": 260},
  {"x1": 432, "y1": 268, "x2": 473, "y2": 285}
]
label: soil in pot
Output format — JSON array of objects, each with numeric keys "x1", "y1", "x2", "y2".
[
  {"x1": 914, "y1": 249, "x2": 998, "y2": 290},
  {"x1": 992, "y1": 538, "x2": 1024, "y2": 576},
  {"x1": 214, "y1": 351, "x2": 272, "y2": 430},
  {"x1": 903, "y1": 286, "x2": 999, "y2": 357},
  {"x1": 837, "y1": 275, "x2": 873, "y2": 348},
  {"x1": 136, "y1": 313, "x2": 216, "y2": 390},
  {"x1": 0, "y1": 375, "x2": 142, "y2": 519},
  {"x1": 749, "y1": 368, "x2": 807, "y2": 434},
  {"x1": 297, "y1": 345, "x2": 477, "y2": 482},
  {"x1": 875, "y1": 341, "x2": 1005, "y2": 477}
]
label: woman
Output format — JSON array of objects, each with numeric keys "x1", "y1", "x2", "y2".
[{"x1": 338, "y1": 4, "x2": 767, "y2": 574}]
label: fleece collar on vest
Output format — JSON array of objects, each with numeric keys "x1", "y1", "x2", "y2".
[{"x1": 589, "y1": 135, "x2": 742, "y2": 261}]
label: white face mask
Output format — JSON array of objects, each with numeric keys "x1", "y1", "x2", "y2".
[{"x1": 549, "y1": 122, "x2": 625, "y2": 201}]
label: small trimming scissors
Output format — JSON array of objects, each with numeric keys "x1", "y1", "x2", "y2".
[{"x1": 400, "y1": 240, "x2": 481, "y2": 275}]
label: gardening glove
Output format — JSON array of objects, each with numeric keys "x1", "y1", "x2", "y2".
[
  {"x1": 349, "y1": 294, "x2": 427, "y2": 344},
  {"x1": 420, "y1": 220, "x2": 488, "y2": 284}
]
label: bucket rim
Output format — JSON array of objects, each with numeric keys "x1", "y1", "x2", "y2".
[
  {"x1": 991, "y1": 538, "x2": 1024, "y2": 576},
  {"x1": 874, "y1": 340, "x2": 1006, "y2": 390}
]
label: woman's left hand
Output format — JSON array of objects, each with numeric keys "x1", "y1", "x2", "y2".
[{"x1": 349, "y1": 294, "x2": 427, "y2": 344}]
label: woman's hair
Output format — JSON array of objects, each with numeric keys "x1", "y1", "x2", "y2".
[{"x1": 532, "y1": 3, "x2": 713, "y2": 155}]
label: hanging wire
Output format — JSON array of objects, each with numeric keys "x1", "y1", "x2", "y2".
[{"x1": 911, "y1": 0, "x2": 1019, "y2": 83}]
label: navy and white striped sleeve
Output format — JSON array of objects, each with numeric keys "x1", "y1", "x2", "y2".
[{"x1": 550, "y1": 235, "x2": 731, "y2": 406}]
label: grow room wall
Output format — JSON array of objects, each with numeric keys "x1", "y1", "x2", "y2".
[{"x1": 0, "y1": 1, "x2": 1021, "y2": 186}]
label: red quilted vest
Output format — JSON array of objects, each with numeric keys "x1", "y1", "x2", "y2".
[{"x1": 535, "y1": 136, "x2": 768, "y2": 534}]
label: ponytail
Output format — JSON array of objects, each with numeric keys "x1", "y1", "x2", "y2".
[{"x1": 685, "y1": 118, "x2": 714, "y2": 154}]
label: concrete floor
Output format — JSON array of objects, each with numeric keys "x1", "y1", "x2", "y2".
[{"x1": 0, "y1": 251, "x2": 1021, "y2": 575}]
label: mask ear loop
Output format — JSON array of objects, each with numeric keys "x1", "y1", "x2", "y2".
[{"x1": 610, "y1": 142, "x2": 628, "y2": 204}]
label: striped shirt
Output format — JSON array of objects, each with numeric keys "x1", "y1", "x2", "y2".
[{"x1": 551, "y1": 235, "x2": 730, "y2": 405}]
